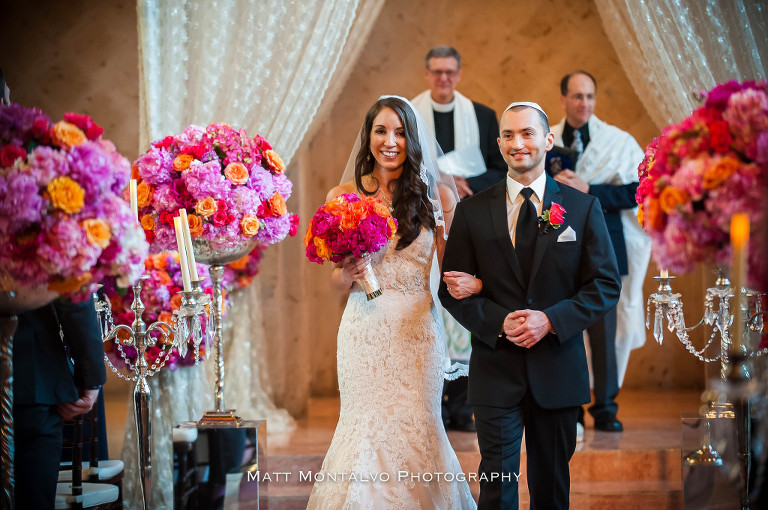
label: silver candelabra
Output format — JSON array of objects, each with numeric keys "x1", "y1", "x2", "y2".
[
  {"x1": 95, "y1": 275, "x2": 209, "y2": 510},
  {"x1": 646, "y1": 265, "x2": 766, "y2": 509}
]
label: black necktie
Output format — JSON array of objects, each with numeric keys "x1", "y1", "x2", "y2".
[{"x1": 515, "y1": 187, "x2": 537, "y2": 283}]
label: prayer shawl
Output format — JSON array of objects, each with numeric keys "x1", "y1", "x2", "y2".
[
  {"x1": 414, "y1": 89, "x2": 479, "y2": 361},
  {"x1": 412, "y1": 89, "x2": 486, "y2": 180},
  {"x1": 552, "y1": 115, "x2": 651, "y2": 385}
]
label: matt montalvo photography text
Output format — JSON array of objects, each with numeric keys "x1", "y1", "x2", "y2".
[{"x1": 247, "y1": 470, "x2": 521, "y2": 483}]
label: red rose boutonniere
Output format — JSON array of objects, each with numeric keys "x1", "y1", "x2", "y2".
[{"x1": 539, "y1": 202, "x2": 566, "y2": 234}]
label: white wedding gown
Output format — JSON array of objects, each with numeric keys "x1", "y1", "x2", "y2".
[{"x1": 307, "y1": 228, "x2": 476, "y2": 509}]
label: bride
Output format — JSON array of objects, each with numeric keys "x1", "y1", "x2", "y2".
[{"x1": 306, "y1": 96, "x2": 476, "y2": 509}]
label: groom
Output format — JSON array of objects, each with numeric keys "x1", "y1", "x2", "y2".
[{"x1": 439, "y1": 102, "x2": 621, "y2": 509}]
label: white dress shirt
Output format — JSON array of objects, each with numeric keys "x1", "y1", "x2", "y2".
[{"x1": 506, "y1": 171, "x2": 546, "y2": 247}]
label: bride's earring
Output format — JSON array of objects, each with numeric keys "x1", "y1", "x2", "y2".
[{"x1": 367, "y1": 153, "x2": 371, "y2": 161}]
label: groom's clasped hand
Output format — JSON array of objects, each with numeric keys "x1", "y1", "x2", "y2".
[{"x1": 503, "y1": 309, "x2": 552, "y2": 348}]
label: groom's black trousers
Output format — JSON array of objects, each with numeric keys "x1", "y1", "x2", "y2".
[{"x1": 473, "y1": 392, "x2": 579, "y2": 510}]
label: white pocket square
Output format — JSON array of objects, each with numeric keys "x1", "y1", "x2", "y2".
[{"x1": 557, "y1": 226, "x2": 577, "y2": 242}]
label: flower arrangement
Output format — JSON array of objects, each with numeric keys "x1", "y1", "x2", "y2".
[
  {"x1": 636, "y1": 80, "x2": 768, "y2": 284},
  {"x1": 539, "y1": 203, "x2": 566, "y2": 234},
  {"x1": 133, "y1": 123, "x2": 298, "y2": 254},
  {"x1": 304, "y1": 193, "x2": 397, "y2": 264},
  {"x1": 104, "y1": 252, "x2": 212, "y2": 371},
  {"x1": 0, "y1": 104, "x2": 149, "y2": 302}
]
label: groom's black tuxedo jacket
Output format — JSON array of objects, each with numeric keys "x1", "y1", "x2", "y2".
[{"x1": 439, "y1": 175, "x2": 621, "y2": 409}]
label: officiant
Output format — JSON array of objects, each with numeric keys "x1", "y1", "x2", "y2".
[
  {"x1": 550, "y1": 70, "x2": 651, "y2": 436},
  {"x1": 412, "y1": 46, "x2": 506, "y2": 432}
]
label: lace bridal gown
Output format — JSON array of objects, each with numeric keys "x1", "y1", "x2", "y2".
[{"x1": 307, "y1": 228, "x2": 476, "y2": 509}]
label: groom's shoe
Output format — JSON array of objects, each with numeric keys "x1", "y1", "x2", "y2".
[{"x1": 594, "y1": 413, "x2": 624, "y2": 432}]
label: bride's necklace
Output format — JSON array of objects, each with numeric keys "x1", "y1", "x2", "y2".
[{"x1": 376, "y1": 187, "x2": 393, "y2": 210}]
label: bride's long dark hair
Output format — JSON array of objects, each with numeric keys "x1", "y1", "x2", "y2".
[{"x1": 354, "y1": 97, "x2": 435, "y2": 250}]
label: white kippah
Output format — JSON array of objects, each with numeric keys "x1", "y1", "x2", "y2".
[{"x1": 503, "y1": 101, "x2": 548, "y2": 121}]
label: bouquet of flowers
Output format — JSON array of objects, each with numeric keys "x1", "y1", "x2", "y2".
[
  {"x1": 304, "y1": 193, "x2": 397, "y2": 299},
  {"x1": 104, "y1": 252, "x2": 212, "y2": 372},
  {"x1": 636, "y1": 80, "x2": 767, "y2": 285},
  {"x1": 0, "y1": 104, "x2": 148, "y2": 302},
  {"x1": 133, "y1": 123, "x2": 298, "y2": 256}
]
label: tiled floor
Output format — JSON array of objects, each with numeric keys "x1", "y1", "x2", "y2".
[{"x1": 105, "y1": 388, "x2": 706, "y2": 509}]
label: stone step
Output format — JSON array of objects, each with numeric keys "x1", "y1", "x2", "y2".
[
  {"x1": 261, "y1": 479, "x2": 682, "y2": 510},
  {"x1": 263, "y1": 444, "x2": 682, "y2": 487}
]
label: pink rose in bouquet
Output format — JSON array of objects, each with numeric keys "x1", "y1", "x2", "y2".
[
  {"x1": 636, "y1": 80, "x2": 768, "y2": 288},
  {"x1": 0, "y1": 104, "x2": 148, "y2": 301}
]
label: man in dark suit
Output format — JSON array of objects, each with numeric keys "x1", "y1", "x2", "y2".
[
  {"x1": 412, "y1": 46, "x2": 507, "y2": 432},
  {"x1": 13, "y1": 297, "x2": 106, "y2": 509},
  {"x1": 550, "y1": 71, "x2": 650, "y2": 435},
  {"x1": 439, "y1": 103, "x2": 621, "y2": 509}
]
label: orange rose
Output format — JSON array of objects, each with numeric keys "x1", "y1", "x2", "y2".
[
  {"x1": 264, "y1": 149, "x2": 285, "y2": 173},
  {"x1": 195, "y1": 197, "x2": 218, "y2": 218},
  {"x1": 152, "y1": 253, "x2": 168, "y2": 270},
  {"x1": 241, "y1": 215, "x2": 260, "y2": 237},
  {"x1": 314, "y1": 237, "x2": 332, "y2": 260},
  {"x1": 52, "y1": 121, "x2": 86, "y2": 148},
  {"x1": 387, "y1": 217, "x2": 397, "y2": 236},
  {"x1": 157, "y1": 311, "x2": 173, "y2": 329},
  {"x1": 48, "y1": 272, "x2": 91, "y2": 294},
  {"x1": 702, "y1": 155, "x2": 739, "y2": 190},
  {"x1": 140, "y1": 214, "x2": 155, "y2": 231},
  {"x1": 47, "y1": 176, "x2": 85, "y2": 214},
  {"x1": 237, "y1": 276, "x2": 253, "y2": 288},
  {"x1": 131, "y1": 164, "x2": 141, "y2": 180},
  {"x1": 370, "y1": 199, "x2": 391, "y2": 218},
  {"x1": 170, "y1": 294, "x2": 183, "y2": 311},
  {"x1": 267, "y1": 193, "x2": 287, "y2": 216},
  {"x1": 136, "y1": 181, "x2": 154, "y2": 208},
  {"x1": 187, "y1": 213, "x2": 204, "y2": 237},
  {"x1": 303, "y1": 225, "x2": 313, "y2": 246},
  {"x1": 636, "y1": 204, "x2": 644, "y2": 227},
  {"x1": 658, "y1": 186, "x2": 690, "y2": 214},
  {"x1": 155, "y1": 270, "x2": 171, "y2": 286},
  {"x1": 643, "y1": 198, "x2": 665, "y2": 232},
  {"x1": 144, "y1": 258, "x2": 154, "y2": 271},
  {"x1": 173, "y1": 154, "x2": 194, "y2": 171},
  {"x1": 224, "y1": 162, "x2": 249, "y2": 185},
  {"x1": 228, "y1": 256, "x2": 250, "y2": 271},
  {"x1": 82, "y1": 218, "x2": 111, "y2": 249}
]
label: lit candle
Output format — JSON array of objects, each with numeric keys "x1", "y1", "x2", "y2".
[
  {"x1": 129, "y1": 179, "x2": 139, "y2": 224},
  {"x1": 178, "y1": 209, "x2": 199, "y2": 281},
  {"x1": 174, "y1": 216, "x2": 192, "y2": 292},
  {"x1": 730, "y1": 213, "x2": 749, "y2": 352},
  {"x1": 660, "y1": 269, "x2": 669, "y2": 279}
]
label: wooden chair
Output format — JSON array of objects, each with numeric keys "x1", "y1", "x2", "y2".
[{"x1": 56, "y1": 408, "x2": 122, "y2": 509}]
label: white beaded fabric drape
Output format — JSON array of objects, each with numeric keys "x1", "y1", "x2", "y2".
[
  {"x1": 138, "y1": 0, "x2": 361, "y2": 164},
  {"x1": 595, "y1": 0, "x2": 768, "y2": 128}
]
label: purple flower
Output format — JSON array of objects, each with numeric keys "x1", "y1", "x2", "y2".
[
  {"x1": 1, "y1": 169, "x2": 43, "y2": 229},
  {"x1": 153, "y1": 183, "x2": 183, "y2": 212},
  {"x1": 67, "y1": 141, "x2": 115, "y2": 201},
  {"x1": 228, "y1": 186, "x2": 261, "y2": 216},
  {"x1": 136, "y1": 147, "x2": 174, "y2": 186},
  {"x1": 248, "y1": 166, "x2": 276, "y2": 201},
  {"x1": 182, "y1": 160, "x2": 230, "y2": 200},
  {"x1": 256, "y1": 215, "x2": 290, "y2": 246},
  {"x1": 27, "y1": 145, "x2": 68, "y2": 185},
  {"x1": 273, "y1": 173, "x2": 293, "y2": 200},
  {"x1": 0, "y1": 104, "x2": 51, "y2": 146}
]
